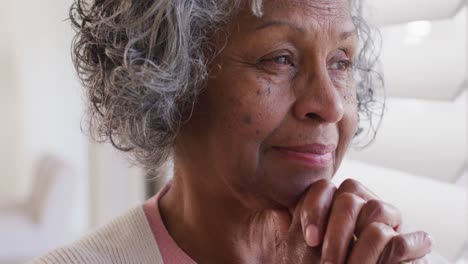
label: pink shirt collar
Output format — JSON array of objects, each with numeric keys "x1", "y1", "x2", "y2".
[{"x1": 143, "y1": 183, "x2": 196, "y2": 264}]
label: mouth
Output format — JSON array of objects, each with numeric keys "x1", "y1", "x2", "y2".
[{"x1": 272, "y1": 144, "x2": 335, "y2": 169}]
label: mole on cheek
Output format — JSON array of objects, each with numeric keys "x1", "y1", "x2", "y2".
[{"x1": 243, "y1": 115, "x2": 252, "y2": 125}]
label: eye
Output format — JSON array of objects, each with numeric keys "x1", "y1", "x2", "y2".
[
  {"x1": 259, "y1": 53, "x2": 295, "y2": 67},
  {"x1": 329, "y1": 60, "x2": 351, "y2": 71},
  {"x1": 256, "y1": 51, "x2": 297, "y2": 78},
  {"x1": 272, "y1": 55, "x2": 294, "y2": 66}
]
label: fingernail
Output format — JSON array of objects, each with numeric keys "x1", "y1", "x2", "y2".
[
  {"x1": 322, "y1": 261, "x2": 333, "y2": 264},
  {"x1": 305, "y1": 224, "x2": 320, "y2": 247}
]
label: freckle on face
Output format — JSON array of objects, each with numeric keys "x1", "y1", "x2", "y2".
[{"x1": 243, "y1": 115, "x2": 253, "y2": 125}]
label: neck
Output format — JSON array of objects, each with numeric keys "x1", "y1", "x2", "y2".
[{"x1": 159, "y1": 157, "x2": 256, "y2": 264}]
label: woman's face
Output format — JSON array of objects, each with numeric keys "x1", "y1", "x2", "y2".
[{"x1": 178, "y1": 0, "x2": 358, "y2": 209}]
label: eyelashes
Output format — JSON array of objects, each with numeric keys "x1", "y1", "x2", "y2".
[
  {"x1": 258, "y1": 53, "x2": 295, "y2": 67},
  {"x1": 258, "y1": 49, "x2": 352, "y2": 69},
  {"x1": 271, "y1": 55, "x2": 295, "y2": 66},
  {"x1": 256, "y1": 49, "x2": 354, "y2": 86},
  {"x1": 329, "y1": 60, "x2": 352, "y2": 71},
  {"x1": 329, "y1": 48, "x2": 353, "y2": 71},
  {"x1": 257, "y1": 52, "x2": 297, "y2": 78}
]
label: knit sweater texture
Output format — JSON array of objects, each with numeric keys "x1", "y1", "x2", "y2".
[
  {"x1": 29, "y1": 203, "x2": 449, "y2": 264},
  {"x1": 29, "y1": 206, "x2": 163, "y2": 264}
]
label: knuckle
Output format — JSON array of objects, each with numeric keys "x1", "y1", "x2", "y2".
[
  {"x1": 363, "y1": 199, "x2": 386, "y2": 219},
  {"x1": 339, "y1": 178, "x2": 362, "y2": 193},
  {"x1": 333, "y1": 193, "x2": 364, "y2": 223},
  {"x1": 389, "y1": 235, "x2": 410, "y2": 258},
  {"x1": 302, "y1": 179, "x2": 335, "y2": 205},
  {"x1": 366, "y1": 222, "x2": 394, "y2": 241},
  {"x1": 314, "y1": 178, "x2": 333, "y2": 189},
  {"x1": 335, "y1": 192, "x2": 364, "y2": 207}
]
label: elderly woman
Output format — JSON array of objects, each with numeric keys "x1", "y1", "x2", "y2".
[{"x1": 33, "y1": 0, "x2": 443, "y2": 263}]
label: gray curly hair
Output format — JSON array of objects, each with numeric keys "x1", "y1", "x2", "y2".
[{"x1": 70, "y1": 0, "x2": 384, "y2": 175}]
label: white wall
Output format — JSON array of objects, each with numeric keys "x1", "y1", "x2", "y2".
[
  {"x1": 89, "y1": 142, "x2": 146, "y2": 228},
  {"x1": 0, "y1": 0, "x2": 148, "y2": 234},
  {"x1": 0, "y1": 0, "x2": 89, "y2": 230},
  {"x1": 0, "y1": 14, "x2": 20, "y2": 200}
]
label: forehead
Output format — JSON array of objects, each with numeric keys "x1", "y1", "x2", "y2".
[
  {"x1": 265, "y1": 0, "x2": 351, "y2": 14},
  {"x1": 242, "y1": 0, "x2": 354, "y2": 32}
]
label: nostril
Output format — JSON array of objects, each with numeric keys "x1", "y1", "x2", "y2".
[{"x1": 305, "y1": 112, "x2": 318, "y2": 119}]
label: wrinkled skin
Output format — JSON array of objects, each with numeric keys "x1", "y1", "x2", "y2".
[{"x1": 159, "y1": 0, "x2": 433, "y2": 263}]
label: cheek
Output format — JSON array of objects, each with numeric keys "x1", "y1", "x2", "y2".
[
  {"x1": 208, "y1": 71, "x2": 292, "y2": 144},
  {"x1": 342, "y1": 108, "x2": 358, "y2": 144},
  {"x1": 342, "y1": 80, "x2": 358, "y2": 130},
  {"x1": 337, "y1": 94, "x2": 359, "y2": 156},
  {"x1": 341, "y1": 71, "x2": 358, "y2": 104},
  {"x1": 334, "y1": 83, "x2": 358, "y2": 161}
]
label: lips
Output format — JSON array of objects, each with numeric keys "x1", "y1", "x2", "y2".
[
  {"x1": 273, "y1": 144, "x2": 336, "y2": 168},
  {"x1": 276, "y1": 144, "x2": 336, "y2": 155}
]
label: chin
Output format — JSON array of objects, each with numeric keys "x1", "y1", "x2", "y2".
[{"x1": 258, "y1": 169, "x2": 334, "y2": 209}]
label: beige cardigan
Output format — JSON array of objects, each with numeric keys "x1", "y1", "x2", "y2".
[
  {"x1": 30, "y1": 205, "x2": 449, "y2": 264},
  {"x1": 29, "y1": 206, "x2": 163, "y2": 264}
]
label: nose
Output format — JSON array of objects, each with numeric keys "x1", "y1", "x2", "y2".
[{"x1": 292, "y1": 68, "x2": 345, "y2": 124}]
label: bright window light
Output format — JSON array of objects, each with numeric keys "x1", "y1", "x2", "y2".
[
  {"x1": 404, "y1": 20, "x2": 432, "y2": 46},
  {"x1": 406, "y1": 20, "x2": 432, "y2": 38}
]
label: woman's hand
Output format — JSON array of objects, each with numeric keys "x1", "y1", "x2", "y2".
[
  {"x1": 298, "y1": 179, "x2": 433, "y2": 263},
  {"x1": 244, "y1": 179, "x2": 433, "y2": 264}
]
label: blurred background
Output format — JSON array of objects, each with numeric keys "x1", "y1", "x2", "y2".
[{"x1": 0, "y1": 0, "x2": 466, "y2": 263}]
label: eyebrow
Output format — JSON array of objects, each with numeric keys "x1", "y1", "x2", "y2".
[
  {"x1": 340, "y1": 29, "x2": 357, "y2": 40},
  {"x1": 255, "y1": 20, "x2": 357, "y2": 40},
  {"x1": 255, "y1": 20, "x2": 306, "y2": 33}
]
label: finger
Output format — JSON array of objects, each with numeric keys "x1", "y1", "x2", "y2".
[
  {"x1": 297, "y1": 179, "x2": 336, "y2": 247},
  {"x1": 378, "y1": 231, "x2": 433, "y2": 264},
  {"x1": 321, "y1": 192, "x2": 365, "y2": 264},
  {"x1": 412, "y1": 256, "x2": 431, "y2": 264},
  {"x1": 348, "y1": 222, "x2": 396, "y2": 264},
  {"x1": 336, "y1": 179, "x2": 380, "y2": 201},
  {"x1": 355, "y1": 199, "x2": 402, "y2": 236}
]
